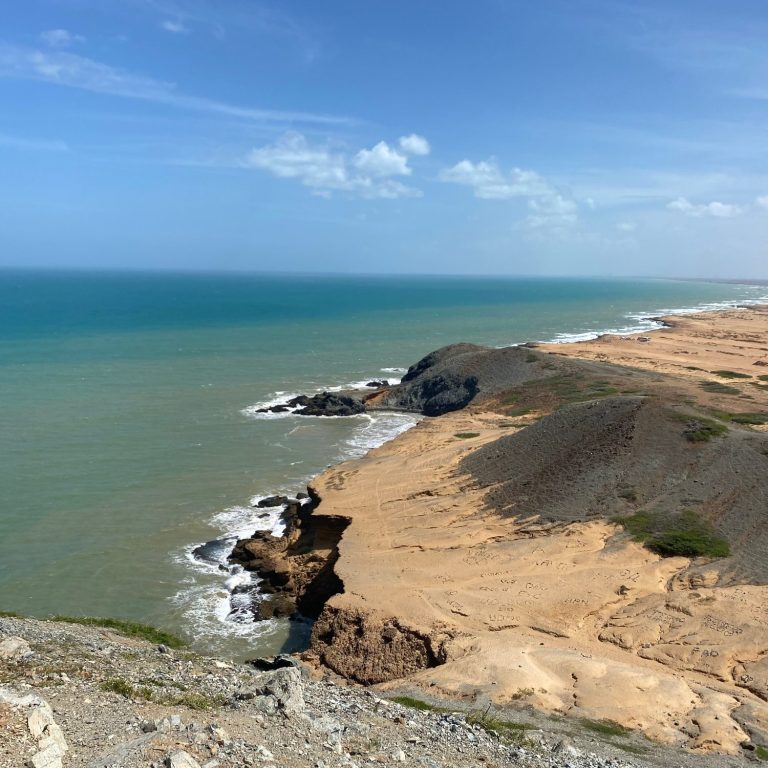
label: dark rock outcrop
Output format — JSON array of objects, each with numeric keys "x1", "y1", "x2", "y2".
[
  {"x1": 373, "y1": 343, "x2": 565, "y2": 416},
  {"x1": 255, "y1": 393, "x2": 365, "y2": 417}
]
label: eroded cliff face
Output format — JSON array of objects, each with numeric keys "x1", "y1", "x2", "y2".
[
  {"x1": 311, "y1": 606, "x2": 451, "y2": 685},
  {"x1": 230, "y1": 492, "x2": 348, "y2": 621}
]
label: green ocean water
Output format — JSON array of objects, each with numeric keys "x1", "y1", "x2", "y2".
[{"x1": 1, "y1": 270, "x2": 765, "y2": 658}]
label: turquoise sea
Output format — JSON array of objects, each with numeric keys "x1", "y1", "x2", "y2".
[{"x1": 1, "y1": 270, "x2": 766, "y2": 658}]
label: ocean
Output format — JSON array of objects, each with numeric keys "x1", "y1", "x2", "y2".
[{"x1": 1, "y1": 270, "x2": 765, "y2": 659}]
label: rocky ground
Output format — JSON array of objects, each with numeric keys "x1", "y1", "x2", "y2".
[{"x1": 0, "y1": 615, "x2": 753, "y2": 768}]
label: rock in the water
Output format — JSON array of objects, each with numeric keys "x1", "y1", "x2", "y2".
[
  {"x1": 256, "y1": 495, "x2": 289, "y2": 508},
  {"x1": 292, "y1": 392, "x2": 365, "y2": 417},
  {"x1": 365, "y1": 380, "x2": 389, "y2": 388}
]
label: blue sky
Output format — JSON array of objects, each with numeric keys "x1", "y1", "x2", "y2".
[{"x1": 1, "y1": 0, "x2": 768, "y2": 277}]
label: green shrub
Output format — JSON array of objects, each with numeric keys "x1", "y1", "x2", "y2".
[
  {"x1": 756, "y1": 745, "x2": 768, "y2": 761},
  {"x1": 454, "y1": 432, "x2": 480, "y2": 439},
  {"x1": 711, "y1": 370, "x2": 751, "y2": 379},
  {"x1": 700, "y1": 380, "x2": 741, "y2": 395},
  {"x1": 618, "y1": 487, "x2": 638, "y2": 502},
  {"x1": 101, "y1": 678, "x2": 137, "y2": 698},
  {"x1": 614, "y1": 510, "x2": 729, "y2": 559},
  {"x1": 581, "y1": 718, "x2": 632, "y2": 737},
  {"x1": 49, "y1": 616, "x2": 185, "y2": 648},
  {"x1": 681, "y1": 417, "x2": 727, "y2": 442},
  {"x1": 708, "y1": 410, "x2": 768, "y2": 426},
  {"x1": 391, "y1": 696, "x2": 440, "y2": 712}
]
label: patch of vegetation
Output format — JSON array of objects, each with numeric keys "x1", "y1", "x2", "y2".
[
  {"x1": 581, "y1": 718, "x2": 632, "y2": 737},
  {"x1": 49, "y1": 616, "x2": 185, "y2": 648},
  {"x1": 613, "y1": 510, "x2": 730, "y2": 559},
  {"x1": 173, "y1": 692, "x2": 222, "y2": 711},
  {"x1": 684, "y1": 365, "x2": 703, "y2": 371},
  {"x1": 615, "y1": 743, "x2": 650, "y2": 756},
  {"x1": 101, "y1": 678, "x2": 138, "y2": 698},
  {"x1": 454, "y1": 432, "x2": 480, "y2": 439},
  {"x1": 711, "y1": 410, "x2": 768, "y2": 425},
  {"x1": 504, "y1": 407, "x2": 531, "y2": 418},
  {"x1": 391, "y1": 696, "x2": 443, "y2": 712},
  {"x1": 618, "y1": 487, "x2": 638, "y2": 502},
  {"x1": 0, "y1": 610, "x2": 21, "y2": 618},
  {"x1": 756, "y1": 745, "x2": 768, "y2": 761},
  {"x1": 700, "y1": 380, "x2": 741, "y2": 395},
  {"x1": 497, "y1": 373, "x2": 626, "y2": 415},
  {"x1": 525, "y1": 352, "x2": 538, "y2": 363},
  {"x1": 711, "y1": 370, "x2": 751, "y2": 379},
  {"x1": 759, "y1": 374, "x2": 768, "y2": 382},
  {"x1": 680, "y1": 416, "x2": 728, "y2": 442},
  {"x1": 510, "y1": 687, "x2": 534, "y2": 700},
  {"x1": 467, "y1": 708, "x2": 535, "y2": 747}
]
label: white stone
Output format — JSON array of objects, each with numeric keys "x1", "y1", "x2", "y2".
[
  {"x1": 254, "y1": 745, "x2": 274, "y2": 761},
  {"x1": 0, "y1": 636, "x2": 32, "y2": 660},
  {"x1": 392, "y1": 748, "x2": 406, "y2": 762},
  {"x1": 166, "y1": 749, "x2": 202, "y2": 768},
  {"x1": 28, "y1": 704, "x2": 55, "y2": 738},
  {"x1": 263, "y1": 668, "x2": 304, "y2": 717},
  {"x1": 29, "y1": 742, "x2": 64, "y2": 768}
]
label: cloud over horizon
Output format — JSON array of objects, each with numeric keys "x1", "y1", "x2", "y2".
[
  {"x1": 244, "y1": 132, "x2": 425, "y2": 199},
  {"x1": 667, "y1": 197, "x2": 743, "y2": 218}
]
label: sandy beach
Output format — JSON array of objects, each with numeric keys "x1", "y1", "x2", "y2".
[{"x1": 237, "y1": 304, "x2": 768, "y2": 755}]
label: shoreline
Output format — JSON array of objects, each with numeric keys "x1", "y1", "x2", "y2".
[{"x1": 230, "y1": 303, "x2": 768, "y2": 756}]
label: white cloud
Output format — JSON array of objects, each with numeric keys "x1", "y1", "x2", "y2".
[
  {"x1": 161, "y1": 20, "x2": 189, "y2": 34},
  {"x1": 617, "y1": 221, "x2": 637, "y2": 232},
  {"x1": 439, "y1": 157, "x2": 579, "y2": 229},
  {"x1": 439, "y1": 159, "x2": 551, "y2": 199},
  {"x1": 244, "y1": 132, "x2": 422, "y2": 199},
  {"x1": 755, "y1": 195, "x2": 768, "y2": 210},
  {"x1": 667, "y1": 197, "x2": 742, "y2": 217},
  {"x1": 526, "y1": 194, "x2": 578, "y2": 229},
  {"x1": 399, "y1": 133, "x2": 430, "y2": 156},
  {"x1": 353, "y1": 141, "x2": 411, "y2": 177},
  {"x1": 0, "y1": 44, "x2": 353, "y2": 126},
  {"x1": 40, "y1": 29, "x2": 85, "y2": 48}
]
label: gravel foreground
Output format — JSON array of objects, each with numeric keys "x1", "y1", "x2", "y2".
[{"x1": 0, "y1": 616, "x2": 754, "y2": 768}]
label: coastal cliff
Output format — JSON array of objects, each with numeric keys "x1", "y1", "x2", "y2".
[{"x1": 231, "y1": 305, "x2": 768, "y2": 757}]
